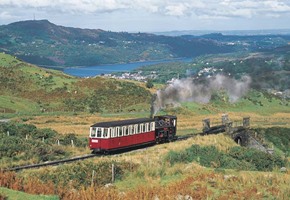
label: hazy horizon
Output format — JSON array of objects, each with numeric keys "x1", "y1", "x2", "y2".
[
  {"x1": 1, "y1": 1, "x2": 290, "y2": 33},
  {"x1": 3, "y1": 19, "x2": 290, "y2": 36}
]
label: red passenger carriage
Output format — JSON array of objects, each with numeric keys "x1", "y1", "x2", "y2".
[{"x1": 89, "y1": 115, "x2": 177, "y2": 153}]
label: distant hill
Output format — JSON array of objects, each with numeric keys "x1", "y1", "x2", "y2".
[{"x1": 0, "y1": 20, "x2": 234, "y2": 67}]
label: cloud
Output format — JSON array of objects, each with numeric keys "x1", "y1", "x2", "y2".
[
  {"x1": 1, "y1": 0, "x2": 290, "y2": 18},
  {"x1": 1, "y1": 0, "x2": 290, "y2": 31},
  {"x1": 0, "y1": 11, "x2": 15, "y2": 20}
]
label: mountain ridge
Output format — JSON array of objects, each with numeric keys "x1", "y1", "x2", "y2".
[{"x1": 0, "y1": 20, "x2": 234, "y2": 66}]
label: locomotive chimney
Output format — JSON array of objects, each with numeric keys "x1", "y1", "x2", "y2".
[{"x1": 150, "y1": 94, "x2": 157, "y2": 118}]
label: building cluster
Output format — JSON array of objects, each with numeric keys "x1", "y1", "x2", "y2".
[
  {"x1": 100, "y1": 71, "x2": 157, "y2": 82},
  {"x1": 267, "y1": 89, "x2": 290, "y2": 99}
]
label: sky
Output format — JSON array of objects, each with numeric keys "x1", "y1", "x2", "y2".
[{"x1": 1, "y1": 0, "x2": 290, "y2": 32}]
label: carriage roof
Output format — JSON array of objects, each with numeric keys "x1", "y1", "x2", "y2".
[{"x1": 91, "y1": 118, "x2": 154, "y2": 128}]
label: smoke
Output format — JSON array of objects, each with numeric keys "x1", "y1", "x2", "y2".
[{"x1": 151, "y1": 74, "x2": 251, "y2": 116}]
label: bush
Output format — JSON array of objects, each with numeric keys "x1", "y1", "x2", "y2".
[
  {"x1": 32, "y1": 128, "x2": 57, "y2": 140},
  {"x1": 165, "y1": 144, "x2": 286, "y2": 171},
  {"x1": 218, "y1": 154, "x2": 256, "y2": 171},
  {"x1": 61, "y1": 133, "x2": 87, "y2": 147},
  {"x1": 145, "y1": 79, "x2": 154, "y2": 88},
  {"x1": 229, "y1": 146, "x2": 286, "y2": 171},
  {"x1": 0, "y1": 136, "x2": 26, "y2": 157},
  {"x1": 0, "y1": 123, "x2": 37, "y2": 137},
  {"x1": 0, "y1": 122, "x2": 69, "y2": 163},
  {"x1": 256, "y1": 127, "x2": 290, "y2": 156}
]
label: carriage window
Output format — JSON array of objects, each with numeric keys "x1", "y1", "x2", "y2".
[
  {"x1": 116, "y1": 127, "x2": 121, "y2": 137},
  {"x1": 90, "y1": 127, "x2": 96, "y2": 137},
  {"x1": 97, "y1": 128, "x2": 102, "y2": 138},
  {"x1": 114, "y1": 127, "x2": 118, "y2": 137},
  {"x1": 150, "y1": 122, "x2": 155, "y2": 131},
  {"x1": 173, "y1": 119, "x2": 176, "y2": 127},
  {"x1": 145, "y1": 123, "x2": 149, "y2": 132},
  {"x1": 134, "y1": 124, "x2": 138, "y2": 134},
  {"x1": 103, "y1": 128, "x2": 108, "y2": 138},
  {"x1": 128, "y1": 125, "x2": 133, "y2": 135},
  {"x1": 110, "y1": 128, "x2": 115, "y2": 138},
  {"x1": 122, "y1": 126, "x2": 129, "y2": 136},
  {"x1": 139, "y1": 124, "x2": 144, "y2": 133}
]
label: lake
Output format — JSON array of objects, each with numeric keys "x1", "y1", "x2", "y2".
[{"x1": 63, "y1": 58, "x2": 192, "y2": 77}]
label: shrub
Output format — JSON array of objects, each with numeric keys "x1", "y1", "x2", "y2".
[
  {"x1": 0, "y1": 136, "x2": 26, "y2": 157},
  {"x1": 229, "y1": 146, "x2": 286, "y2": 171},
  {"x1": 32, "y1": 128, "x2": 57, "y2": 140},
  {"x1": 0, "y1": 122, "x2": 68, "y2": 163},
  {"x1": 165, "y1": 144, "x2": 286, "y2": 171},
  {"x1": 257, "y1": 127, "x2": 290, "y2": 156},
  {"x1": 61, "y1": 133, "x2": 87, "y2": 147}
]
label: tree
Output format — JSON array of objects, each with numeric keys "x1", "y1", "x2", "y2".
[{"x1": 145, "y1": 79, "x2": 154, "y2": 89}]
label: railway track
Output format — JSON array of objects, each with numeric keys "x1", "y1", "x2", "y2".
[
  {"x1": 6, "y1": 154, "x2": 100, "y2": 172},
  {"x1": 5, "y1": 134, "x2": 198, "y2": 172},
  {"x1": 176, "y1": 133, "x2": 198, "y2": 141}
]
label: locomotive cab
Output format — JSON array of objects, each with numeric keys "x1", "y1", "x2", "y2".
[{"x1": 154, "y1": 115, "x2": 177, "y2": 143}]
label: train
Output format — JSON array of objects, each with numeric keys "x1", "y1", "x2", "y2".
[{"x1": 89, "y1": 115, "x2": 177, "y2": 153}]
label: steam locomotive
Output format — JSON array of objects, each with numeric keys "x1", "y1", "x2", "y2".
[{"x1": 89, "y1": 115, "x2": 177, "y2": 153}]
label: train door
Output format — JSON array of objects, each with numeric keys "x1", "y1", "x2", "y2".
[
  {"x1": 117, "y1": 127, "x2": 122, "y2": 148},
  {"x1": 156, "y1": 129, "x2": 164, "y2": 143}
]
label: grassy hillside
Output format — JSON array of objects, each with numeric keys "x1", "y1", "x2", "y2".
[{"x1": 0, "y1": 53, "x2": 152, "y2": 117}]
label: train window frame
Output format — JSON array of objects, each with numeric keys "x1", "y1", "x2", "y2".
[
  {"x1": 90, "y1": 127, "x2": 96, "y2": 137},
  {"x1": 128, "y1": 125, "x2": 133, "y2": 135},
  {"x1": 145, "y1": 123, "x2": 149, "y2": 132},
  {"x1": 108, "y1": 128, "x2": 111, "y2": 138},
  {"x1": 150, "y1": 122, "x2": 155, "y2": 131},
  {"x1": 110, "y1": 127, "x2": 116, "y2": 138},
  {"x1": 116, "y1": 127, "x2": 122, "y2": 137},
  {"x1": 139, "y1": 124, "x2": 144, "y2": 133},
  {"x1": 122, "y1": 126, "x2": 128, "y2": 136},
  {"x1": 122, "y1": 126, "x2": 129, "y2": 136},
  {"x1": 134, "y1": 124, "x2": 138, "y2": 134},
  {"x1": 96, "y1": 128, "x2": 103, "y2": 138},
  {"x1": 103, "y1": 128, "x2": 108, "y2": 138}
]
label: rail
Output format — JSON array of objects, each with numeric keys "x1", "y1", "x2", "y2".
[{"x1": 5, "y1": 154, "x2": 100, "y2": 172}]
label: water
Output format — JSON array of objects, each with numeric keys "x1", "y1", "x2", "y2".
[{"x1": 63, "y1": 58, "x2": 192, "y2": 77}]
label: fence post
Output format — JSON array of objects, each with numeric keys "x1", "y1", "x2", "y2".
[
  {"x1": 91, "y1": 170, "x2": 95, "y2": 187},
  {"x1": 112, "y1": 164, "x2": 115, "y2": 183}
]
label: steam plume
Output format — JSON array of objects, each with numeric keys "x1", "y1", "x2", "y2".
[{"x1": 151, "y1": 74, "x2": 251, "y2": 116}]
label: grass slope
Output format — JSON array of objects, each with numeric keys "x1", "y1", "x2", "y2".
[
  {"x1": 0, "y1": 53, "x2": 152, "y2": 117},
  {"x1": 0, "y1": 187, "x2": 59, "y2": 200}
]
